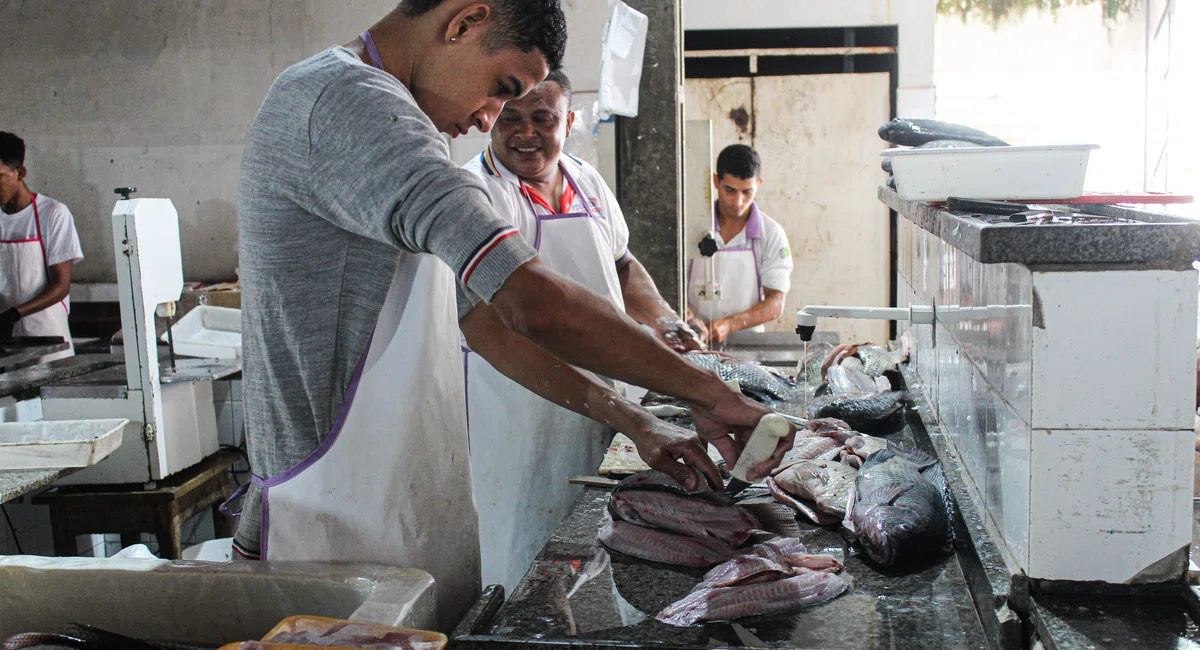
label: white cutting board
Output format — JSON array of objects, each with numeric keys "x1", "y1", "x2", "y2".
[{"x1": 0, "y1": 419, "x2": 128, "y2": 471}]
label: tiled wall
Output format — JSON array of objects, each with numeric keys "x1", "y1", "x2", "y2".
[
  {"x1": 896, "y1": 216, "x2": 1196, "y2": 582},
  {"x1": 213, "y1": 378, "x2": 244, "y2": 449}
]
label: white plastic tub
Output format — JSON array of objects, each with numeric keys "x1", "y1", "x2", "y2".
[
  {"x1": 0, "y1": 419, "x2": 128, "y2": 470},
  {"x1": 163, "y1": 305, "x2": 242, "y2": 359},
  {"x1": 885, "y1": 144, "x2": 1099, "y2": 201}
]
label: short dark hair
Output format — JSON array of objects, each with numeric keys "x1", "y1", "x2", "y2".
[
  {"x1": 542, "y1": 69, "x2": 572, "y2": 106},
  {"x1": 401, "y1": 0, "x2": 567, "y2": 71},
  {"x1": 716, "y1": 144, "x2": 761, "y2": 180},
  {"x1": 0, "y1": 132, "x2": 24, "y2": 169}
]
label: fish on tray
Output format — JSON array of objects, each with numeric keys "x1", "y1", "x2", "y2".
[
  {"x1": 686, "y1": 351, "x2": 804, "y2": 403},
  {"x1": 844, "y1": 447, "x2": 954, "y2": 566},
  {"x1": 656, "y1": 538, "x2": 849, "y2": 627},
  {"x1": 768, "y1": 460, "x2": 859, "y2": 526},
  {"x1": 808, "y1": 391, "x2": 906, "y2": 431}
]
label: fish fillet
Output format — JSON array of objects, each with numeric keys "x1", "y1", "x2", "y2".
[
  {"x1": 657, "y1": 571, "x2": 851, "y2": 626},
  {"x1": 598, "y1": 520, "x2": 734, "y2": 567},
  {"x1": 609, "y1": 490, "x2": 759, "y2": 546}
]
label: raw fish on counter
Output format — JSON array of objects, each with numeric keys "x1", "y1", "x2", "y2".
[
  {"x1": 656, "y1": 538, "x2": 849, "y2": 626},
  {"x1": 686, "y1": 352, "x2": 804, "y2": 402},
  {"x1": 3, "y1": 624, "x2": 219, "y2": 650},
  {"x1": 844, "y1": 447, "x2": 953, "y2": 566},
  {"x1": 842, "y1": 434, "x2": 891, "y2": 468},
  {"x1": 599, "y1": 471, "x2": 761, "y2": 567},
  {"x1": 809, "y1": 391, "x2": 907, "y2": 431},
  {"x1": 768, "y1": 460, "x2": 859, "y2": 526}
]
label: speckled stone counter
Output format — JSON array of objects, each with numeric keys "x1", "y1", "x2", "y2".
[
  {"x1": 879, "y1": 187, "x2": 1200, "y2": 267},
  {"x1": 453, "y1": 403, "x2": 989, "y2": 649},
  {"x1": 0, "y1": 341, "x2": 71, "y2": 374},
  {"x1": 0, "y1": 467, "x2": 76, "y2": 504},
  {"x1": 0, "y1": 355, "x2": 123, "y2": 400}
]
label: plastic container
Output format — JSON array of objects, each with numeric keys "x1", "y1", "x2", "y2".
[
  {"x1": 884, "y1": 144, "x2": 1099, "y2": 201},
  {"x1": 0, "y1": 419, "x2": 127, "y2": 470},
  {"x1": 163, "y1": 305, "x2": 242, "y2": 359}
]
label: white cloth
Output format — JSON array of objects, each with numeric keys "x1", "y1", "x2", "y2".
[
  {"x1": 252, "y1": 253, "x2": 480, "y2": 632},
  {"x1": 686, "y1": 202, "x2": 793, "y2": 327},
  {"x1": 461, "y1": 148, "x2": 625, "y2": 592},
  {"x1": 0, "y1": 194, "x2": 78, "y2": 360}
]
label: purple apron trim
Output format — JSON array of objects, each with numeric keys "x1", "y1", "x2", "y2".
[
  {"x1": 260, "y1": 485, "x2": 271, "y2": 557},
  {"x1": 712, "y1": 201, "x2": 763, "y2": 241},
  {"x1": 219, "y1": 482, "x2": 249, "y2": 517},
  {"x1": 527, "y1": 162, "x2": 601, "y2": 251},
  {"x1": 360, "y1": 31, "x2": 384, "y2": 70},
  {"x1": 253, "y1": 333, "x2": 375, "y2": 558},
  {"x1": 750, "y1": 246, "x2": 764, "y2": 300}
]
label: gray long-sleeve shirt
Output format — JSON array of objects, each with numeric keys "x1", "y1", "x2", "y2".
[{"x1": 234, "y1": 47, "x2": 535, "y2": 554}]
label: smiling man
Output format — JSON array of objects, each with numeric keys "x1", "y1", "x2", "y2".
[
  {"x1": 460, "y1": 71, "x2": 702, "y2": 591},
  {"x1": 235, "y1": 0, "x2": 788, "y2": 630}
]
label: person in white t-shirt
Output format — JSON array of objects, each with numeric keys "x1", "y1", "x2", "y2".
[
  {"x1": 685, "y1": 144, "x2": 794, "y2": 345},
  {"x1": 461, "y1": 70, "x2": 703, "y2": 591},
  {"x1": 0, "y1": 132, "x2": 84, "y2": 359}
]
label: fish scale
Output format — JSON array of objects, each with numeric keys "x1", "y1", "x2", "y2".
[{"x1": 686, "y1": 352, "x2": 804, "y2": 402}]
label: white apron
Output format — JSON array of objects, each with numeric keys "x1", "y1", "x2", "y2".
[
  {"x1": 254, "y1": 253, "x2": 479, "y2": 631},
  {"x1": 0, "y1": 194, "x2": 74, "y2": 362},
  {"x1": 463, "y1": 166, "x2": 623, "y2": 592},
  {"x1": 686, "y1": 231, "x2": 763, "y2": 329},
  {"x1": 249, "y1": 33, "x2": 479, "y2": 632}
]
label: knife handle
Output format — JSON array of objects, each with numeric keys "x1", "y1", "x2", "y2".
[{"x1": 730, "y1": 413, "x2": 790, "y2": 482}]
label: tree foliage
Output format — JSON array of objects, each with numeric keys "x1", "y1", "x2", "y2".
[{"x1": 937, "y1": 0, "x2": 1140, "y2": 24}]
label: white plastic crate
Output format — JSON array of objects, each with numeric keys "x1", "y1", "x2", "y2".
[
  {"x1": 0, "y1": 419, "x2": 128, "y2": 470},
  {"x1": 885, "y1": 144, "x2": 1099, "y2": 201},
  {"x1": 162, "y1": 305, "x2": 242, "y2": 359}
]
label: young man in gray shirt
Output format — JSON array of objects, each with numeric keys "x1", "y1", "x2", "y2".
[{"x1": 236, "y1": 0, "x2": 791, "y2": 627}]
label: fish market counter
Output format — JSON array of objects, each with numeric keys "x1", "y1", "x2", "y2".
[{"x1": 451, "y1": 402, "x2": 989, "y2": 650}]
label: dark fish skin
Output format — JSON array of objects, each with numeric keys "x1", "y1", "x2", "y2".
[
  {"x1": 686, "y1": 352, "x2": 803, "y2": 402},
  {"x1": 879, "y1": 118, "x2": 1009, "y2": 147},
  {"x1": 846, "y1": 447, "x2": 950, "y2": 566},
  {"x1": 608, "y1": 490, "x2": 760, "y2": 546},
  {"x1": 808, "y1": 391, "x2": 906, "y2": 431},
  {"x1": 599, "y1": 520, "x2": 734, "y2": 567}
]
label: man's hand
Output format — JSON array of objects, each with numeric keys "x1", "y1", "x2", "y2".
[
  {"x1": 650, "y1": 317, "x2": 704, "y2": 353},
  {"x1": 0, "y1": 308, "x2": 20, "y2": 343},
  {"x1": 624, "y1": 414, "x2": 723, "y2": 491},
  {"x1": 708, "y1": 318, "x2": 735, "y2": 345},
  {"x1": 690, "y1": 388, "x2": 795, "y2": 482},
  {"x1": 687, "y1": 317, "x2": 709, "y2": 347}
]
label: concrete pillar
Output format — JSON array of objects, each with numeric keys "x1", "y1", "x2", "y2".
[{"x1": 616, "y1": 0, "x2": 685, "y2": 312}]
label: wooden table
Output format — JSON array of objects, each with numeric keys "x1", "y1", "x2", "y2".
[{"x1": 33, "y1": 449, "x2": 240, "y2": 559}]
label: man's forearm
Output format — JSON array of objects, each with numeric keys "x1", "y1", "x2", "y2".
[
  {"x1": 717, "y1": 289, "x2": 786, "y2": 333},
  {"x1": 490, "y1": 260, "x2": 727, "y2": 408},
  {"x1": 462, "y1": 304, "x2": 652, "y2": 435},
  {"x1": 618, "y1": 257, "x2": 679, "y2": 326}
]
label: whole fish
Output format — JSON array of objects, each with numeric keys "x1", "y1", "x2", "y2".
[
  {"x1": 796, "y1": 342, "x2": 833, "y2": 387},
  {"x1": 608, "y1": 490, "x2": 760, "y2": 547},
  {"x1": 878, "y1": 118, "x2": 1009, "y2": 147},
  {"x1": 687, "y1": 352, "x2": 804, "y2": 402},
  {"x1": 656, "y1": 571, "x2": 851, "y2": 626},
  {"x1": 826, "y1": 362, "x2": 883, "y2": 395},
  {"x1": 599, "y1": 520, "x2": 734, "y2": 567},
  {"x1": 853, "y1": 344, "x2": 899, "y2": 377},
  {"x1": 844, "y1": 447, "x2": 952, "y2": 566},
  {"x1": 771, "y1": 460, "x2": 859, "y2": 520},
  {"x1": 809, "y1": 391, "x2": 906, "y2": 431}
]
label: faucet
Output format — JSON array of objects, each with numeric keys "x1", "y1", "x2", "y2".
[{"x1": 795, "y1": 305, "x2": 935, "y2": 341}]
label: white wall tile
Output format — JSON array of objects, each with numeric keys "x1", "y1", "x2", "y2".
[
  {"x1": 1031, "y1": 270, "x2": 1198, "y2": 430},
  {"x1": 995, "y1": 398, "x2": 1031, "y2": 570},
  {"x1": 1026, "y1": 428, "x2": 1193, "y2": 581}
]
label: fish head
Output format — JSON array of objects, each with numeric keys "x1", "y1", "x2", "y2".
[{"x1": 852, "y1": 505, "x2": 926, "y2": 566}]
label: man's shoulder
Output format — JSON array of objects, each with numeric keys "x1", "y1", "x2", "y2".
[
  {"x1": 33, "y1": 195, "x2": 72, "y2": 219},
  {"x1": 756, "y1": 211, "x2": 789, "y2": 240}
]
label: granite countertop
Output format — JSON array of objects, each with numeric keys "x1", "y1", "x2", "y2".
[
  {"x1": 879, "y1": 187, "x2": 1200, "y2": 268},
  {"x1": 455, "y1": 395, "x2": 989, "y2": 649},
  {"x1": 0, "y1": 354, "x2": 123, "y2": 400},
  {"x1": 0, "y1": 340, "x2": 71, "y2": 374},
  {"x1": 0, "y1": 467, "x2": 77, "y2": 504}
]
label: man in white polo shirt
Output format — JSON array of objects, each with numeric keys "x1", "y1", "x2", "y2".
[
  {"x1": 462, "y1": 70, "x2": 703, "y2": 590},
  {"x1": 686, "y1": 144, "x2": 793, "y2": 346},
  {"x1": 0, "y1": 131, "x2": 83, "y2": 360}
]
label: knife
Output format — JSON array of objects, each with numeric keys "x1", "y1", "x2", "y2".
[{"x1": 723, "y1": 412, "x2": 791, "y2": 496}]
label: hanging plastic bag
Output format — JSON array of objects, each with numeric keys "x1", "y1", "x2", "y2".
[{"x1": 597, "y1": 1, "x2": 649, "y2": 118}]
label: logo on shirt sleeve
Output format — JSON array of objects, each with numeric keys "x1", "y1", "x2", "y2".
[{"x1": 780, "y1": 247, "x2": 791, "y2": 259}]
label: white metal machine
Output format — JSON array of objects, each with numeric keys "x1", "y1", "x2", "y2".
[{"x1": 40, "y1": 195, "x2": 223, "y2": 484}]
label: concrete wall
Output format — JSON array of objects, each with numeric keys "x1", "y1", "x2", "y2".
[
  {"x1": 1, "y1": 0, "x2": 620, "y2": 284},
  {"x1": 683, "y1": 0, "x2": 938, "y2": 118}
]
